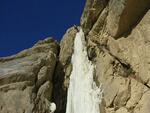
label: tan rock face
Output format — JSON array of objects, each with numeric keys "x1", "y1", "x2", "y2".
[
  {"x1": 106, "y1": 0, "x2": 150, "y2": 38},
  {"x1": 0, "y1": 0, "x2": 150, "y2": 113},
  {"x1": 82, "y1": 0, "x2": 150, "y2": 113},
  {"x1": 108, "y1": 10, "x2": 150, "y2": 85},
  {"x1": 0, "y1": 38, "x2": 59, "y2": 113},
  {"x1": 134, "y1": 90, "x2": 150, "y2": 113},
  {"x1": 81, "y1": 0, "x2": 109, "y2": 35},
  {"x1": 116, "y1": 107, "x2": 129, "y2": 113}
]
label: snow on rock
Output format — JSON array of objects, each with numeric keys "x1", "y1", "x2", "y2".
[
  {"x1": 66, "y1": 28, "x2": 103, "y2": 113},
  {"x1": 50, "y1": 102, "x2": 56, "y2": 113}
]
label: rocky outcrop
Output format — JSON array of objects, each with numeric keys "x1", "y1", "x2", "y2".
[
  {"x1": 52, "y1": 26, "x2": 78, "y2": 113},
  {"x1": 0, "y1": 0, "x2": 150, "y2": 113},
  {"x1": 81, "y1": 0, "x2": 109, "y2": 35},
  {"x1": 0, "y1": 26, "x2": 78, "y2": 113},
  {"x1": 106, "y1": 0, "x2": 150, "y2": 38},
  {"x1": 0, "y1": 38, "x2": 59, "y2": 113},
  {"x1": 81, "y1": 0, "x2": 150, "y2": 113},
  {"x1": 81, "y1": 0, "x2": 150, "y2": 38}
]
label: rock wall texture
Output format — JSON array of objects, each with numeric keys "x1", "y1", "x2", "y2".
[
  {"x1": 0, "y1": 0, "x2": 150, "y2": 113},
  {"x1": 0, "y1": 38, "x2": 59, "y2": 113},
  {"x1": 81, "y1": 0, "x2": 150, "y2": 113}
]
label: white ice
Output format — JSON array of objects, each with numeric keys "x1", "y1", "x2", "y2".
[
  {"x1": 50, "y1": 102, "x2": 56, "y2": 113},
  {"x1": 66, "y1": 28, "x2": 102, "y2": 113}
]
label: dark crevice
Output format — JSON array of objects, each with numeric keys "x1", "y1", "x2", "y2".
[
  {"x1": 144, "y1": 83, "x2": 150, "y2": 89},
  {"x1": 108, "y1": 91, "x2": 118, "y2": 108},
  {"x1": 52, "y1": 60, "x2": 67, "y2": 113}
]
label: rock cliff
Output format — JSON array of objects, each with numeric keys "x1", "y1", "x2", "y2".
[
  {"x1": 80, "y1": 0, "x2": 150, "y2": 113},
  {"x1": 0, "y1": 38, "x2": 59, "y2": 113},
  {"x1": 0, "y1": 0, "x2": 150, "y2": 113}
]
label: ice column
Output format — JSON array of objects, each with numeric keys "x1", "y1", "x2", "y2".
[{"x1": 66, "y1": 28, "x2": 102, "y2": 113}]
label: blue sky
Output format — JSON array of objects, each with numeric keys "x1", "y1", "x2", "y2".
[{"x1": 0, "y1": 0, "x2": 85, "y2": 57}]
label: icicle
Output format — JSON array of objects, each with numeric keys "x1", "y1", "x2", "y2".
[{"x1": 66, "y1": 28, "x2": 103, "y2": 113}]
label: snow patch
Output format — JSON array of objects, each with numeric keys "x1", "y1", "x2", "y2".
[{"x1": 50, "y1": 102, "x2": 56, "y2": 113}]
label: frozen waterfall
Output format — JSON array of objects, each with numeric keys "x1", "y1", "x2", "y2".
[{"x1": 66, "y1": 28, "x2": 102, "y2": 113}]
